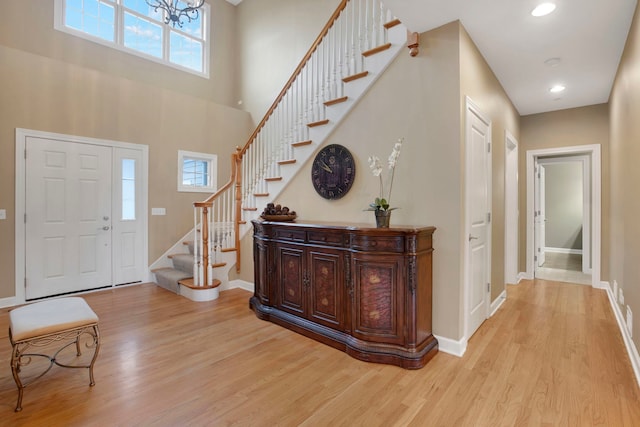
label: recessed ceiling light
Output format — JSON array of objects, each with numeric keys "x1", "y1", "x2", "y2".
[
  {"x1": 549, "y1": 85, "x2": 566, "y2": 93},
  {"x1": 544, "y1": 57, "x2": 562, "y2": 67},
  {"x1": 532, "y1": 3, "x2": 557, "y2": 17}
]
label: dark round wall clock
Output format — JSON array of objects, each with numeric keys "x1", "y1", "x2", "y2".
[{"x1": 311, "y1": 144, "x2": 356, "y2": 200}]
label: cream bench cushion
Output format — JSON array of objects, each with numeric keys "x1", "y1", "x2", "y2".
[{"x1": 10, "y1": 297, "x2": 99, "y2": 342}]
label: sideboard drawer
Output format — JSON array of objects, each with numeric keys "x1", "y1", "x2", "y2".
[
  {"x1": 308, "y1": 231, "x2": 345, "y2": 247},
  {"x1": 351, "y1": 235, "x2": 405, "y2": 252},
  {"x1": 274, "y1": 228, "x2": 306, "y2": 242}
]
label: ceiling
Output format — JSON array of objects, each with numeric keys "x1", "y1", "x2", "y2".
[{"x1": 384, "y1": 0, "x2": 637, "y2": 115}]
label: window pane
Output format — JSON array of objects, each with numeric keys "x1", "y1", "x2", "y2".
[
  {"x1": 175, "y1": 3, "x2": 203, "y2": 38},
  {"x1": 123, "y1": 12, "x2": 163, "y2": 58},
  {"x1": 122, "y1": 159, "x2": 136, "y2": 220},
  {"x1": 182, "y1": 158, "x2": 209, "y2": 187},
  {"x1": 65, "y1": 0, "x2": 115, "y2": 42},
  {"x1": 170, "y1": 31, "x2": 203, "y2": 72},
  {"x1": 122, "y1": 158, "x2": 136, "y2": 180},
  {"x1": 123, "y1": 0, "x2": 164, "y2": 22}
]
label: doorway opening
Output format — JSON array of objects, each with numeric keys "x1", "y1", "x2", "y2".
[
  {"x1": 534, "y1": 156, "x2": 591, "y2": 285},
  {"x1": 526, "y1": 145, "x2": 601, "y2": 288}
]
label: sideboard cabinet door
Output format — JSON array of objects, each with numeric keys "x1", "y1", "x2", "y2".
[
  {"x1": 308, "y1": 249, "x2": 345, "y2": 331},
  {"x1": 351, "y1": 254, "x2": 405, "y2": 345},
  {"x1": 276, "y1": 243, "x2": 306, "y2": 317}
]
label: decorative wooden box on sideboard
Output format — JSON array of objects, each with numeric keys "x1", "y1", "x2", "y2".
[{"x1": 250, "y1": 219, "x2": 438, "y2": 369}]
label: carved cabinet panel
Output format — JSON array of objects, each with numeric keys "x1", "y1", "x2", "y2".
[
  {"x1": 351, "y1": 255, "x2": 405, "y2": 345},
  {"x1": 308, "y1": 249, "x2": 345, "y2": 330},
  {"x1": 275, "y1": 244, "x2": 346, "y2": 330},
  {"x1": 250, "y1": 220, "x2": 438, "y2": 369}
]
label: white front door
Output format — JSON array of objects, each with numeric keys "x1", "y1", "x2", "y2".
[
  {"x1": 465, "y1": 99, "x2": 492, "y2": 339},
  {"x1": 534, "y1": 163, "x2": 546, "y2": 268},
  {"x1": 26, "y1": 137, "x2": 113, "y2": 299}
]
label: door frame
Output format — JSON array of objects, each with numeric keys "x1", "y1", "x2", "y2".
[
  {"x1": 534, "y1": 162, "x2": 546, "y2": 268},
  {"x1": 536, "y1": 155, "x2": 591, "y2": 273},
  {"x1": 504, "y1": 131, "x2": 519, "y2": 284},
  {"x1": 463, "y1": 97, "x2": 492, "y2": 339},
  {"x1": 525, "y1": 145, "x2": 601, "y2": 287},
  {"x1": 15, "y1": 128, "x2": 150, "y2": 304}
]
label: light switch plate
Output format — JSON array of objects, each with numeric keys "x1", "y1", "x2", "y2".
[
  {"x1": 151, "y1": 208, "x2": 166, "y2": 216},
  {"x1": 0, "y1": 209, "x2": 6, "y2": 220}
]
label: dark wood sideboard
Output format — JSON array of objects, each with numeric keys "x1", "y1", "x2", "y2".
[{"x1": 250, "y1": 220, "x2": 438, "y2": 369}]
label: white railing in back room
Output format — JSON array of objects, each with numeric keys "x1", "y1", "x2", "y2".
[{"x1": 192, "y1": 0, "x2": 398, "y2": 287}]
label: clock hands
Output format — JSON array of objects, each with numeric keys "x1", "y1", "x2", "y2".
[{"x1": 320, "y1": 160, "x2": 333, "y2": 173}]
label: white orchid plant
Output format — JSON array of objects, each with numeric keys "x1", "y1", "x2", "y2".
[{"x1": 367, "y1": 138, "x2": 404, "y2": 211}]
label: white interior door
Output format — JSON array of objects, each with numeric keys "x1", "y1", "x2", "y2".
[
  {"x1": 465, "y1": 99, "x2": 491, "y2": 339},
  {"x1": 26, "y1": 137, "x2": 112, "y2": 299},
  {"x1": 534, "y1": 163, "x2": 546, "y2": 268}
]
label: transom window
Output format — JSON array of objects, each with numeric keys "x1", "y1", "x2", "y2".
[{"x1": 54, "y1": 0, "x2": 209, "y2": 77}]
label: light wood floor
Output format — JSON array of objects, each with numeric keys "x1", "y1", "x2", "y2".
[{"x1": 1, "y1": 280, "x2": 639, "y2": 426}]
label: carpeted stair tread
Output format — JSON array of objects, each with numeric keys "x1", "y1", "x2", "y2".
[
  {"x1": 154, "y1": 267, "x2": 192, "y2": 294},
  {"x1": 169, "y1": 254, "x2": 194, "y2": 273}
]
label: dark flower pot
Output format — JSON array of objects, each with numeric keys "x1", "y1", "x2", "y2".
[{"x1": 374, "y1": 209, "x2": 391, "y2": 228}]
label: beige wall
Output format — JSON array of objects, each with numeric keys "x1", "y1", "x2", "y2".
[
  {"x1": 459, "y1": 26, "x2": 521, "y2": 304},
  {"x1": 543, "y1": 162, "x2": 584, "y2": 250},
  {"x1": 0, "y1": 1, "x2": 253, "y2": 299},
  {"x1": 609, "y1": 3, "x2": 640, "y2": 352},
  {"x1": 519, "y1": 104, "x2": 610, "y2": 278},
  {"x1": 236, "y1": 0, "x2": 342, "y2": 124}
]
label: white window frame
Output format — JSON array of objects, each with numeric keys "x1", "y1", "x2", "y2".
[
  {"x1": 53, "y1": 0, "x2": 210, "y2": 78},
  {"x1": 178, "y1": 150, "x2": 217, "y2": 193}
]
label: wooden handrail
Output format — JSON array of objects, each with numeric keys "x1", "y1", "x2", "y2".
[{"x1": 237, "y1": 0, "x2": 349, "y2": 158}]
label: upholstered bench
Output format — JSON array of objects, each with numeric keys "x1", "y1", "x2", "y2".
[{"x1": 8, "y1": 297, "x2": 100, "y2": 412}]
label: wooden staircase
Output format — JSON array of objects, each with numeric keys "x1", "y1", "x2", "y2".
[{"x1": 151, "y1": 0, "x2": 408, "y2": 300}]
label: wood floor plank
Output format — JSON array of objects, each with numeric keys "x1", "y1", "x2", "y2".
[{"x1": 0, "y1": 280, "x2": 639, "y2": 426}]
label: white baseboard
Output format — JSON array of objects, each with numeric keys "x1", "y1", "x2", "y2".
[
  {"x1": 490, "y1": 290, "x2": 507, "y2": 317},
  {"x1": 0, "y1": 296, "x2": 18, "y2": 309},
  {"x1": 544, "y1": 247, "x2": 583, "y2": 255},
  {"x1": 517, "y1": 272, "x2": 532, "y2": 282},
  {"x1": 224, "y1": 279, "x2": 254, "y2": 293},
  {"x1": 593, "y1": 280, "x2": 609, "y2": 290},
  {"x1": 434, "y1": 334, "x2": 467, "y2": 357},
  {"x1": 603, "y1": 281, "x2": 640, "y2": 388}
]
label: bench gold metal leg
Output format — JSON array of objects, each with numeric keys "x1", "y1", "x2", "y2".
[{"x1": 9, "y1": 323, "x2": 100, "y2": 412}]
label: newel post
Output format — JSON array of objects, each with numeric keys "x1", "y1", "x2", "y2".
[{"x1": 201, "y1": 205, "x2": 210, "y2": 287}]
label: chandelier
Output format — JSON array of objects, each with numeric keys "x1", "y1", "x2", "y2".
[{"x1": 145, "y1": 0, "x2": 206, "y2": 28}]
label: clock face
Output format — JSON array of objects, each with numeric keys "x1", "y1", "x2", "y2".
[{"x1": 311, "y1": 144, "x2": 356, "y2": 200}]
